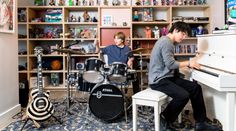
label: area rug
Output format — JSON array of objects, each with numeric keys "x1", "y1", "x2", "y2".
[{"x1": 3, "y1": 99, "x2": 196, "y2": 131}]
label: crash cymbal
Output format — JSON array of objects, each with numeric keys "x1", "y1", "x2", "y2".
[
  {"x1": 53, "y1": 49, "x2": 85, "y2": 55},
  {"x1": 129, "y1": 48, "x2": 150, "y2": 54}
]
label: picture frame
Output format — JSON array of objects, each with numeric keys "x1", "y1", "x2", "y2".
[
  {"x1": 0, "y1": 0, "x2": 15, "y2": 33},
  {"x1": 101, "y1": 15, "x2": 113, "y2": 26}
]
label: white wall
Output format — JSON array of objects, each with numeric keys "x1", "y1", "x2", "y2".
[
  {"x1": 0, "y1": 2, "x2": 21, "y2": 129},
  {"x1": 207, "y1": 0, "x2": 225, "y2": 30}
]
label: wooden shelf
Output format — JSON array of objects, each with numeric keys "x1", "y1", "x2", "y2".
[
  {"x1": 17, "y1": 4, "x2": 210, "y2": 89},
  {"x1": 28, "y1": 38, "x2": 63, "y2": 41},
  {"x1": 30, "y1": 70, "x2": 64, "y2": 73},
  {"x1": 100, "y1": 26, "x2": 130, "y2": 29},
  {"x1": 29, "y1": 22, "x2": 63, "y2": 25},
  {"x1": 132, "y1": 21, "x2": 169, "y2": 25},
  {"x1": 64, "y1": 22, "x2": 98, "y2": 25},
  {"x1": 132, "y1": 38, "x2": 157, "y2": 40}
]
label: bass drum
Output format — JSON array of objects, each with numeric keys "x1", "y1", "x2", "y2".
[{"x1": 89, "y1": 84, "x2": 124, "y2": 121}]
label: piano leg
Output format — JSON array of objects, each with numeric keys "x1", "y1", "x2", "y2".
[{"x1": 226, "y1": 92, "x2": 235, "y2": 131}]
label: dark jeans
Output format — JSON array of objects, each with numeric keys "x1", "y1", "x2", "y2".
[
  {"x1": 150, "y1": 77, "x2": 206, "y2": 123},
  {"x1": 132, "y1": 78, "x2": 140, "y2": 94}
]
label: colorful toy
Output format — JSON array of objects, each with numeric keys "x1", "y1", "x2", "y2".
[
  {"x1": 153, "y1": 26, "x2": 160, "y2": 38},
  {"x1": 49, "y1": 0, "x2": 55, "y2": 6},
  {"x1": 144, "y1": 26, "x2": 152, "y2": 38},
  {"x1": 51, "y1": 60, "x2": 62, "y2": 70},
  {"x1": 83, "y1": 10, "x2": 90, "y2": 22},
  {"x1": 161, "y1": 27, "x2": 168, "y2": 36},
  {"x1": 133, "y1": 10, "x2": 139, "y2": 21}
]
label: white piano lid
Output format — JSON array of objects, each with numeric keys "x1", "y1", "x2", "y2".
[{"x1": 197, "y1": 34, "x2": 236, "y2": 74}]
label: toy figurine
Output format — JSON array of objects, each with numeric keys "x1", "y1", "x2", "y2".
[
  {"x1": 166, "y1": 0, "x2": 170, "y2": 5},
  {"x1": 183, "y1": 0, "x2": 187, "y2": 5},
  {"x1": 92, "y1": 17, "x2": 98, "y2": 22},
  {"x1": 58, "y1": 0, "x2": 64, "y2": 6},
  {"x1": 112, "y1": 0, "x2": 121, "y2": 6},
  {"x1": 144, "y1": 0, "x2": 150, "y2": 5},
  {"x1": 161, "y1": 27, "x2": 168, "y2": 36},
  {"x1": 202, "y1": 0, "x2": 207, "y2": 4},
  {"x1": 103, "y1": 0, "x2": 109, "y2": 5},
  {"x1": 197, "y1": 25, "x2": 203, "y2": 35},
  {"x1": 144, "y1": 26, "x2": 152, "y2": 38},
  {"x1": 70, "y1": 15, "x2": 77, "y2": 22},
  {"x1": 161, "y1": 0, "x2": 165, "y2": 5},
  {"x1": 197, "y1": 0, "x2": 202, "y2": 5},
  {"x1": 122, "y1": 0, "x2": 128, "y2": 6},
  {"x1": 178, "y1": 0, "x2": 183, "y2": 5},
  {"x1": 153, "y1": 0, "x2": 157, "y2": 5},
  {"x1": 135, "y1": 0, "x2": 141, "y2": 5},
  {"x1": 83, "y1": 10, "x2": 90, "y2": 22},
  {"x1": 80, "y1": 29, "x2": 91, "y2": 38},
  {"x1": 188, "y1": 0, "x2": 193, "y2": 5},
  {"x1": 49, "y1": 0, "x2": 55, "y2": 6},
  {"x1": 133, "y1": 10, "x2": 139, "y2": 21},
  {"x1": 153, "y1": 26, "x2": 160, "y2": 39}
]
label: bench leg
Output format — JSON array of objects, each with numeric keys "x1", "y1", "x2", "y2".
[
  {"x1": 133, "y1": 99, "x2": 137, "y2": 131},
  {"x1": 154, "y1": 103, "x2": 160, "y2": 131},
  {"x1": 178, "y1": 113, "x2": 182, "y2": 124}
]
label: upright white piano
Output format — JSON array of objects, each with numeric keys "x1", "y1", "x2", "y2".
[{"x1": 191, "y1": 34, "x2": 236, "y2": 131}]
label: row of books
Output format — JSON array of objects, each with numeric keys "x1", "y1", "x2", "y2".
[{"x1": 175, "y1": 44, "x2": 197, "y2": 54}]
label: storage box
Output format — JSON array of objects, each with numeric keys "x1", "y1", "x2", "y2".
[{"x1": 30, "y1": 76, "x2": 49, "y2": 88}]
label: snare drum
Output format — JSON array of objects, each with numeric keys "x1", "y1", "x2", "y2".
[
  {"x1": 83, "y1": 58, "x2": 105, "y2": 83},
  {"x1": 109, "y1": 62, "x2": 127, "y2": 83},
  {"x1": 126, "y1": 69, "x2": 137, "y2": 82}
]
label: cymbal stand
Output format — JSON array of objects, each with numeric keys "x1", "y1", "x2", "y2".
[
  {"x1": 139, "y1": 52, "x2": 144, "y2": 90},
  {"x1": 65, "y1": 53, "x2": 80, "y2": 112},
  {"x1": 66, "y1": 53, "x2": 72, "y2": 111}
]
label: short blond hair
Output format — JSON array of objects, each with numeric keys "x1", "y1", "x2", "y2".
[{"x1": 114, "y1": 32, "x2": 126, "y2": 42}]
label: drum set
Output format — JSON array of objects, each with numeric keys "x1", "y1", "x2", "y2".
[{"x1": 53, "y1": 48, "x2": 141, "y2": 122}]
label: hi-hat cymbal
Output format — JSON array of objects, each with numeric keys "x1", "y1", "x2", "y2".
[
  {"x1": 53, "y1": 49, "x2": 85, "y2": 55},
  {"x1": 129, "y1": 48, "x2": 150, "y2": 54}
]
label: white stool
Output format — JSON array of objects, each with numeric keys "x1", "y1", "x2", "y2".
[{"x1": 132, "y1": 88, "x2": 168, "y2": 131}]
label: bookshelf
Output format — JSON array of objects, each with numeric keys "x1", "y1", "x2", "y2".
[{"x1": 17, "y1": 2, "x2": 211, "y2": 89}]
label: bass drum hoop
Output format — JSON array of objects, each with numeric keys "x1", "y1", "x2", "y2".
[{"x1": 89, "y1": 84, "x2": 124, "y2": 121}]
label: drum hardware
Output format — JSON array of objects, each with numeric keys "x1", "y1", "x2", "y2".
[
  {"x1": 109, "y1": 62, "x2": 127, "y2": 83},
  {"x1": 83, "y1": 57, "x2": 105, "y2": 84},
  {"x1": 53, "y1": 48, "x2": 85, "y2": 113},
  {"x1": 76, "y1": 62, "x2": 84, "y2": 70},
  {"x1": 127, "y1": 48, "x2": 150, "y2": 90}
]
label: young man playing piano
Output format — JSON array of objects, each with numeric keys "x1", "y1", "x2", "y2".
[{"x1": 148, "y1": 21, "x2": 221, "y2": 131}]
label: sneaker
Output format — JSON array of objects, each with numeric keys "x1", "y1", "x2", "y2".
[
  {"x1": 195, "y1": 121, "x2": 222, "y2": 131},
  {"x1": 160, "y1": 115, "x2": 177, "y2": 131}
]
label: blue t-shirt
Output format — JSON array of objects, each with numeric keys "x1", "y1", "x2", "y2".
[{"x1": 101, "y1": 45, "x2": 133, "y2": 65}]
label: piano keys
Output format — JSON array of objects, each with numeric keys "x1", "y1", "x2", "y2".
[{"x1": 191, "y1": 34, "x2": 236, "y2": 131}]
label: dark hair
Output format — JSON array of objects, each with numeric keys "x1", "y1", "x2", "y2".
[
  {"x1": 114, "y1": 32, "x2": 126, "y2": 42},
  {"x1": 169, "y1": 21, "x2": 191, "y2": 36}
]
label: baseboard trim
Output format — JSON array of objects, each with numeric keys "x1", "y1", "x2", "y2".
[{"x1": 0, "y1": 104, "x2": 21, "y2": 129}]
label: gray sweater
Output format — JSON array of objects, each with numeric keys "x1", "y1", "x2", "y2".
[{"x1": 148, "y1": 36, "x2": 180, "y2": 85}]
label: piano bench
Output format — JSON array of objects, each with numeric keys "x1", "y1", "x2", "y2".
[
  {"x1": 132, "y1": 88, "x2": 183, "y2": 131},
  {"x1": 132, "y1": 88, "x2": 168, "y2": 131}
]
